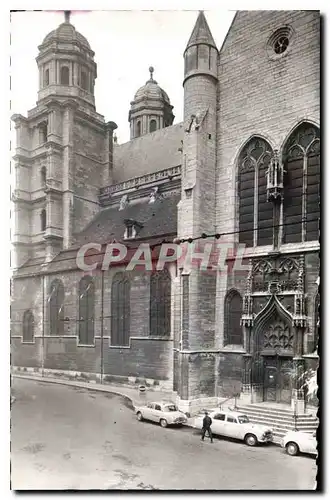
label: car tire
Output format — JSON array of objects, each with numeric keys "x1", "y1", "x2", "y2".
[
  {"x1": 136, "y1": 412, "x2": 143, "y2": 422},
  {"x1": 245, "y1": 433, "x2": 258, "y2": 447},
  {"x1": 286, "y1": 442, "x2": 299, "y2": 456},
  {"x1": 160, "y1": 418, "x2": 168, "y2": 428}
]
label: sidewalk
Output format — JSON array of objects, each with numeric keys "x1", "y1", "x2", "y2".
[{"x1": 11, "y1": 372, "x2": 178, "y2": 411}]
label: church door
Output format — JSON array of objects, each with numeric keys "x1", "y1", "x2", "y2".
[{"x1": 263, "y1": 356, "x2": 293, "y2": 404}]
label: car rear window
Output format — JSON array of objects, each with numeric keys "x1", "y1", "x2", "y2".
[{"x1": 164, "y1": 405, "x2": 177, "y2": 412}]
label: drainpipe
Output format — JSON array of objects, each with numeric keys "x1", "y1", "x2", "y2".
[
  {"x1": 100, "y1": 270, "x2": 104, "y2": 384},
  {"x1": 41, "y1": 274, "x2": 45, "y2": 377}
]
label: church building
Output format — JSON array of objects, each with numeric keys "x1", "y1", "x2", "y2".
[{"x1": 11, "y1": 10, "x2": 320, "y2": 415}]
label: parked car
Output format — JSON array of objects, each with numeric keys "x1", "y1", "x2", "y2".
[
  {"x1": 135, "y1": 401, "x2": 188, "y2": 428},
  {"x1": 193, "y1": 410, "x2": 273, "y2": 446},
  {"x1": 281, "y1": 430, "x2": 317, "y2": 456}
]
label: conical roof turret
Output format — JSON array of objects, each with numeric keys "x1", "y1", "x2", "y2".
[{"x1": 185, "y1": 11, "x2": 217, "y2": 52}]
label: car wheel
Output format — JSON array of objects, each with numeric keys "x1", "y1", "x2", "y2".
[
  {"x1": 286, "y1": 442, "x2": 299, "y2": 456},
  {"x1": 245, "y1": 433, "x2": 258, "y2": 447},
  {"x1": 160, "y1": 418, "x2": 168, "y2": 428},
  {"x1": 136, "y1": 412, "x2": 143, "y2": 421}
]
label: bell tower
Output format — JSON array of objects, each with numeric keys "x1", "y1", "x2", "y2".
[{"x1": 11, "y1": 12, "x2": 111, "y2": 268}]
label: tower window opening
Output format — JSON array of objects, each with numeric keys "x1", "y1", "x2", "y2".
[
  {"x1": 81, "y1": 70, "x2": 88, "y2": 90},
  {"x1": 39, "y1": 123, "x2": 48, "y2": 144},
  {"x1": 41, "y1": 166, "x2": 47, "y2": 187},
  {"x1": 150, "y1": 119, "x2": 157, "y2": 133},
  {"x1": 60, "y1": 66, "x2": 70, "y2": 85},
  {"x1": 136, "y1": 121, "x2": 141, "y2": 138},
  {"x1": 41, "y1": 209, "x2": 46, "y2": 232},
  {"x1": 44, "y1": 69, "x2": 49, "y2": 86}
]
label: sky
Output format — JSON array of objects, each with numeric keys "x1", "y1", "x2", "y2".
[{"x1": 10, "y1": 9, "x2": 236, "y2": 144}]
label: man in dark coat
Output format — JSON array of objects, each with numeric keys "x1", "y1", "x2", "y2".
[{"x1": 201, "y1": 411, "x2": 213, "y2": 443}]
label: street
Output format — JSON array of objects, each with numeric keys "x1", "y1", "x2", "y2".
[{"x1": 11, "y1": 378, "x2": 317, "y2": 490}]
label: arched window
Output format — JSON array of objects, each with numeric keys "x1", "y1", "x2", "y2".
[
  {"x1": 111, "y1": 272, "x2": 130, "y2": 346},
  {"x1": 224, "y1": 290, "x2": 243, "y2": 346},
  {"x1": 81, "y1": 70, "x2": 88, "y2": 90},
  {"x1": 238, "y1": 138, "x2": 273, "y2": 247},
  {"x1": 39, "y1": 123, "x2": 47, "y2": 144},
  {"x1": 41, "y1": 166, "x2": 46, "y2": 187},
  {"x1": 22, "y1": 310, "x2": 34, "y2": 342},
  {"x1": 44, "y1": 69, "x2": 49, "y2": 86},
  {"x1": 78, "y1": 276, "x2": 95, "y2": 345},
  {"x1": 150, "y1": 269, "x2": 171, "y2": 336},
  {"x1": 283, "y1": 123, "x2": 320, "y2": 243},
  {"x1": 60, "y1": 66, "x2": 70, "y2": 85},
  {"x1": 136, "y1": 121, "x2": 141, "y2": 138},
  {"x1": 40, "y1": 209, "x2": 46, "y2": 232},
  {"x1": 49, "y1": 279, "x2": 64, "y2": 336},
  {"x1": 149, "y1": 119, "x2": 157, "y2": 133}
]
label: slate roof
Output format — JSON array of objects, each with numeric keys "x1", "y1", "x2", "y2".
[{"x1": 74, "y1": 192, "x2": 181, "y2": 247}]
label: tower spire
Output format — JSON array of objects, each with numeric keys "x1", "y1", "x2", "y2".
[
  {"x1": 64, "y1": 10, "x2": 71, "y2": 23},
  {"x1": 185, "y1": 10, "x2": 217, "y2": 51}
]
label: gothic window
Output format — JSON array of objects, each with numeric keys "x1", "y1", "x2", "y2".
[
  {"x1": 60, "y1": 66, "x2": 70, "y2": 85},
  {"x1": 49, "y1": 279, "x2": 64, "y2": 336},
  {"x1": 111, "y1": 272, "x2": 130, "y2": 346},
  {"x1": 136, "y1": 121, "x2": 141, "y2": 138},
  {"x1": 78, "y1": 276, "x2": 95, "y2": 345},
  {"x1": 150, "y1": 269, "x2": 171, "y2": 336},
  {"x1": 44, "y1": 69, "x2": 49, "y2": 86},
  {"x1": 41, "y1": 166, "x2": 46, "y2": 187},
  {"x1": 81, "y1": 70, "x2": 88, "y2": 90},
  {"x1": 224, "y1": 290, "x2": 243, "y2": 345},
  {"x1": 238, "y1": 138, "x2": 273, "y2": 247},
  {"x1": 40, "y1": 209, "x2": 46, "y2": 232},
  {"x1": 150, "y1": 119, "x2": 157, "y2": 133},
  {"x1": 39, "y1": 123, "x2": 47, "y2": 144},
  {"x1": 283, "y1": 123, "x2": 320, "y2": 243},
  {"x1": 22, "y1": 310, "x2": 34, "y2": 342}
]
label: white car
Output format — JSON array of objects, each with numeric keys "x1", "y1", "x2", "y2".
[
  {"x1": 135, "y1": 401, "x2": 188, "y2": 428},
  {"x1": 281, "y1": 430, "x2": 317, "y2": 456},
  {"x1": 194, "y1": 410, "x2": 273, "y2": 446}
]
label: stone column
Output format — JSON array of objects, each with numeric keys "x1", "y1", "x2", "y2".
[
  {"x1": 291, "y1": 356, "x2": 306, "y2": 414},
  {"x1": 240, "y1": 353, "x2": 252, "y2": 404}
]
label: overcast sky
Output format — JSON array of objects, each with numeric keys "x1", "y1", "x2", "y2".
[{"x1": 10, "y1": 10, "x2": 235, "y2": 144}]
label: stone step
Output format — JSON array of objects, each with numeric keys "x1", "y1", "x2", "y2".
[
  {"x1": 236, "y1": 407, "x2": 318, "y2": 424},
  {"x1": 237, "y1": 413, "x2": 318, "y2": 428},
  {"x1": 237, "y1": 404, "x2": 318, "y2": 420}
]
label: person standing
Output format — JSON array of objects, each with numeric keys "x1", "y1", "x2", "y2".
[{"x1": 201, "y1": 411, "x2": 213, "y2": 443}]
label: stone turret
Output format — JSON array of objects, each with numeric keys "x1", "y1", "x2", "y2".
[{"x1": 129, "y1": 67, "x2": 174, "y2": 139}]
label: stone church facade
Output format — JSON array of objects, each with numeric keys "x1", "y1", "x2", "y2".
[{"x1": 11, "y1": 11, "x2": 320, "y2": 414}]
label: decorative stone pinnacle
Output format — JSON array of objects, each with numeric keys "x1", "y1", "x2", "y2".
[
  {"x1": 149, "y1": 66, "x2": 154, "y2": 80},
  {"x1": 64, "y1": 11, "x2": 71, "y2": 23}
]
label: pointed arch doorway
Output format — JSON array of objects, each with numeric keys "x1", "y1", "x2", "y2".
[{"x1": 253, "y1": 297, "x2": 294, "y2": 404}]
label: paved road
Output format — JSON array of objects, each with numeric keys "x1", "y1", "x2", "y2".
[{"x1": 11, "y1": 378, "x2": 317, "y2": 490}]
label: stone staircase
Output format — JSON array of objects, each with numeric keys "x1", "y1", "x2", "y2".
[{"x1": 235, "y1": 403, "x2": 319, "y2": 442}]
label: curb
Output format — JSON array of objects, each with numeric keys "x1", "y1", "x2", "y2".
[
  {"x1": 12, "y1": 373, "x2": 196, "y2": 429},
  {"x1": 12, "y1": 373, "x2": 138, "y2": 410}
]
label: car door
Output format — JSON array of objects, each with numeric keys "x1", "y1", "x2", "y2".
[
  {"x1": 224, "y1": 415, "x2": 241, "y2": 439},
  {"x1": 153, "y1": 403, "x2": 163, "y2": 423},
  {"x1": 143, "y1": 402, "x2": 154, "y2": 420},
  {"x1": 211, "y1": 413, "x2": 226, "y2": 436}
]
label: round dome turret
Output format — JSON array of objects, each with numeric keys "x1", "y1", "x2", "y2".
[
  {"x1": 129, "y1": 67, "x2": 174, "y2": 140},
  {"x1": 41, "y1": 22, "x2": 91, "y2": 49},
  {"x1": 134, "y1": 67, "x2": 170, "y2": 103},
  {"x1": 36, "y1": 11, "x2": 97, "y2": 110}
]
